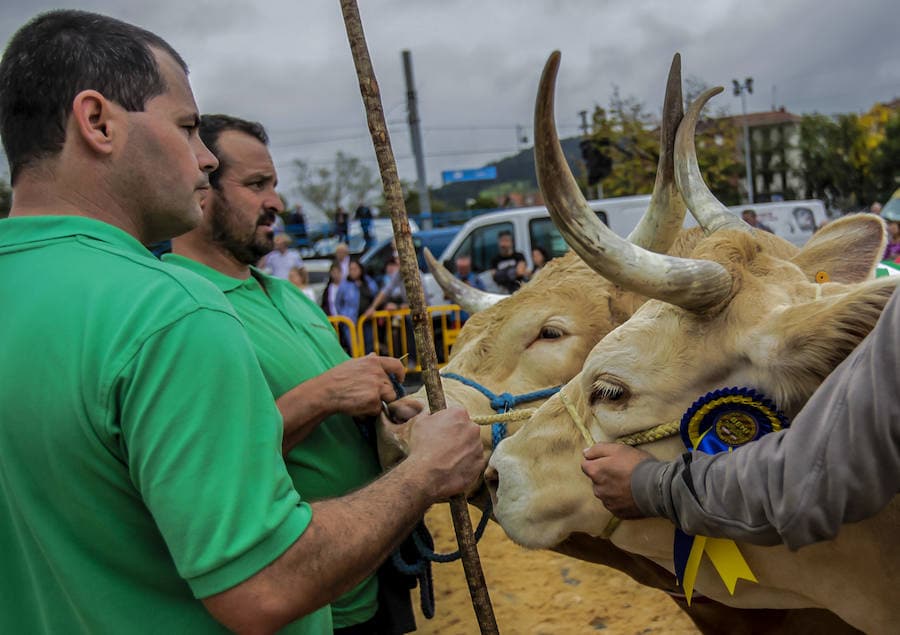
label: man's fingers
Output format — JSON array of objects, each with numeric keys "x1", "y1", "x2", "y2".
[
  {"x1": 582, "y1": 442, "x2": 621, "y2": 460},
  {"x1": 374, "y1": 355, "x2": 406, "y2": 382}
]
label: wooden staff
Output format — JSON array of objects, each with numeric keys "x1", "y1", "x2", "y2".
[{"x1": 339, "y1": 2, "x2": 499, "y2": 633}]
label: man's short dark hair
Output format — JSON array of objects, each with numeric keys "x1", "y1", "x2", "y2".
[
  {"x1": 199, "y1": 114, "x2": 269, "y2": 189},
  {"x1": 0, "y1": 10, "x2": 187, "y2": 184},
  {"x1": 498, "y1": 230, "x2": 513, "y2": 239}
]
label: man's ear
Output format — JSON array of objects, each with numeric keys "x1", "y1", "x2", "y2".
[
  {"x1": 791, "y1": 214, "x2": 886, "y2": 283},
  {"x1": 69, "y1": 90, "x2": 119, "y2": 156}
]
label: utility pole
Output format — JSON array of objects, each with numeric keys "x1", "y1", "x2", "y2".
[
  {"x1": 578, "y1": 110, "x2": 601, "y2": 199},
  {"x1": 733, "y1": 77, "x2": 755, "y2": 204},
  {"x1": 402, "y1": 49, "x2": 432, "y2": 228}
]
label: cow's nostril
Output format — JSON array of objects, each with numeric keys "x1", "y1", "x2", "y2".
[{"x1": 484, "y1": 465, "x2": 499, "y2": 490}]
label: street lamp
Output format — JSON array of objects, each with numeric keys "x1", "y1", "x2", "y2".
[{"x1": 733, "y1": 77, "x2": 754, "y2": 204}]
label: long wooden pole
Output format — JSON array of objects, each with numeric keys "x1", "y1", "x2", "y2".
[{"x1": 339, "y1": 2, "x2": 499, "y2": 633}]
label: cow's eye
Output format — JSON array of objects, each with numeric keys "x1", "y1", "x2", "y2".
[
  {"x1": 590, "y1": 380, "x2": 627, "y2": 404},
  {"x1": 539, "y1": 326, "x2": 564, "y2": 340}
]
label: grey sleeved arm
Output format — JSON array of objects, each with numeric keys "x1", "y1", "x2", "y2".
[{"x1": 631, "y1": 289, "x2": 900, "y2": 550}]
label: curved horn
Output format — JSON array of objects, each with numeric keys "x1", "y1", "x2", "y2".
[
  {"x1": 424, "y1": 248, "x2": 506, "y2": 314},
  {"x1": 626, "y1": 52, "x2": 687, "y2": 252},
  {"x1": 534, "y1": 51, "x2": 732, "y2": 312},
  {"x1": 675, "y1": 87, "x2": 751, "y2": 235}
]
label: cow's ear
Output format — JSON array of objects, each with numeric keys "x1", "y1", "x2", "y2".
[
  {"x1": 790, "y1": 214, "x2": 886, "y2": 283},
  {"x1": 743, "y1": 278, "x2": 897, "y2": 411}
]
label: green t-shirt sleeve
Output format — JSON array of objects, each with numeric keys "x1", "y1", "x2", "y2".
[{"x1": 115, "y1": 307, "x2": 312, "y2": 598}]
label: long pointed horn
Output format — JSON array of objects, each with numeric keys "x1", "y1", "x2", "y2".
[
  {"x1": 535, "y1": 51, "x2": 732, "y2": 312},
  {"x1": 424, "y1": 248, "x2": 506, "y2": 314},
  {"x1": 626, "y1": 53, "x2": 687, "y2": 252},
  {"x1": 675, "y1": 87, "x2": 751, "y2": 234}
]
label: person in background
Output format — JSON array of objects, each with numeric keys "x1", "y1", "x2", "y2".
[
  {"x1": 530, "y1": 246, "x2": 549, "y2": 277},
  {"x1": 883, "y1": 208, "x2": 900, "y2": 261},
  {"x1": 870, "y1": 201, "x2": 883, "y2": 215},
  {"x1": 381, "y1": 258, "x2": 405, "y2": 304},
  {"x1": 490, "y1": 230, "x2": 527, "y2": 293},
  {"x1": 264, "y1": 233, "x2": 305, "y2": 279},
  {"x1": 334, "y1": 242, "x2": 351, "y2": 280},
  {"x1": 335, "y1": 206, "x2": 349, "y2": 244},
  {"x1": 286, "y1": 204, "x2": 307, "y2": 242},
  {"x1": 454, "y1": 254, "x2": 485, "y2": 291},
  {"x1": 741, "y1": 209, "x2": 774, "y2": 233},
  {"x1": 287, "y1": 204, "x2": 305, "y2": 227},
  {"x1": 321, "y1": 262, "x2": 343, "y2": 317},
  {"x1": 336, "y1": 258, "x2": 378, "y2": 354},
  {"x1": 452, "y1": 255, "x2": 485, "y2": 325},
  {"x1": 288, "y1": 266, "x2": 316, "y2": 302},
  {"x1": 355, "y1": 201, "x2": 374, "y2": 250}
]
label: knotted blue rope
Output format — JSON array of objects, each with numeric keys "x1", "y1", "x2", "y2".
[
  {"x1": 441, "y1": 372, "x2": 562, "y2": 447},
  {"x1": 391, "y1": 505, "x2": 493, "y2": 574}
]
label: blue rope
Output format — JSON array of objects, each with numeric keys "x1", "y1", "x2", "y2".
[
  {"x1": 412, "y1": 500, "x2": 493, "y2": 563},
  {"x1": 441, "y1": 372, "x2": 562, "y2": 447},
  {"x1": 389, "y1": 522, "x2": 436, "y2": 619}
]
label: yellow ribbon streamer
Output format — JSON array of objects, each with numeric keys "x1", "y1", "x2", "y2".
[{"x1": 682, "y1": 535, "x2": 758, "y2": 605}]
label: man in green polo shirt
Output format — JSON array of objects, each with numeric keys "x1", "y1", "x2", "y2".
[
  {"x1": 164, "y1": 113, "x2": 412, "y2": 633},
  {"x1": 0, "y1": 10, "x2": 485, "y2": 635}
]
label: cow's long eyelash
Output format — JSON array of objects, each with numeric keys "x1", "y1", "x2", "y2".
[{"x1": 591, "y1": 381, "x2": 624, "y2": 402}]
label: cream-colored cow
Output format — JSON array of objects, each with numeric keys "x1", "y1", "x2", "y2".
[{"x1": 488, "y1": 57, "x2": 899, "y2": 635}]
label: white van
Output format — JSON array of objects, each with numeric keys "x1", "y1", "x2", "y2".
[
  {"x1": 433, "y1": 195, "x2": 652, "y2": 294},
  {"x1": 428, "y1": 196, "x2": 829, "y2": 298},
  {"x1": 721, "y1": 200, "x2": 828, "y2": 247}
]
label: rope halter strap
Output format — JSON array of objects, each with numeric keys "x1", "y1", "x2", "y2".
[
  {"x1": 558, "y1": 389, "x2": 680, "y2": 539},
  {"x1": 441, "y1": 372, "x2": 562, "y2": 448}
]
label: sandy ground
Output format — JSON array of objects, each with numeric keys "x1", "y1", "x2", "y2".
[{"x1": 410, "y1": 504, "x2": 700, "y2": 635}]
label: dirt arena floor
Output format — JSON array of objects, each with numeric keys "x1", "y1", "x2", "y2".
[{"x1": 411, "y1": 504, "x2": 700, "y2": 635}]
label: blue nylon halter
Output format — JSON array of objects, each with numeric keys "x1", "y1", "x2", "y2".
[{"x1": 441, "y1": 372, "x2": 563, "y2": 448}]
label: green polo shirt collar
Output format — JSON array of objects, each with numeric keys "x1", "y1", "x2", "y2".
[
  {"x1": 0, "y1": 215, "x2": 152, "y2": 257},
  {"x1": 162, "y1": 253, "x2": 263, "y2": 293}
]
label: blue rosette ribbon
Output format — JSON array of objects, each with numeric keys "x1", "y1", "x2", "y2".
[{"x1": 674, "y1": 387, "x2": 789, "y2": 604}]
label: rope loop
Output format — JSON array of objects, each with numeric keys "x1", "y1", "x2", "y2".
[
  {"x1": 412, "y1": 499, "x2": 492, "y2": 563},
  {"x1": 489, "y1": 392, "x2": 516, "y2": 413}
]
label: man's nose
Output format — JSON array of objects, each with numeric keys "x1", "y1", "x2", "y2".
[
  {"x1": 264, "y1": 190, "x2": 284, "y2": 214},
  {"x1": 194, "y1": 138, "x2": 219, "y2": 174}
]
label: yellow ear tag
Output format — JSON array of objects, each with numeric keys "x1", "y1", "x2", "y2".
[{"x1": 815, "y1": 271, "x2": 830, "y2": 284}]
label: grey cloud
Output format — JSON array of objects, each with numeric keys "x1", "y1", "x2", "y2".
[{"x1": 1, "y1": 0, "x2": 898, "y2": 189}]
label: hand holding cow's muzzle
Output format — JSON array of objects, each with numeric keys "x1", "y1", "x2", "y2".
[{"x1": 581, "y1": 443, "x2": 654, "y2": 520}]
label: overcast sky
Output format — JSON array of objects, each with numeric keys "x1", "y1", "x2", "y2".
[{"x1": 2, "y1": 1, "x2": 898, "y2": 210}]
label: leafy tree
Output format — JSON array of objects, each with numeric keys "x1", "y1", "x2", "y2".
[
  {"x1": 0, "y1": 178, "x2": 11, "y2": 218},
  {"x1": 800, "y1": 113, "x2": 869, "y2": 209},
  {"x1": 871, "y1": 110, "x2": 900, "y2": 201},
  {"x1": 801, "y1": 102, "x2": 900, "y2": 209},
  {"x1": 585, "y1": 81, "x2": 742, "y2": 204},
  {"x1": 293, "y1": 151, "x2": 380, "y2": 219}
]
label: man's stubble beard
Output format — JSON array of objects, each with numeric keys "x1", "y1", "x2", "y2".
[{"x1": 208, "y1": 194, "x2": 273, "y2": 265}]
